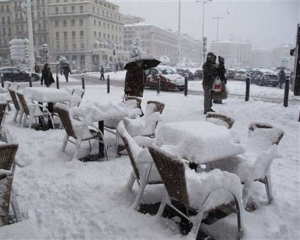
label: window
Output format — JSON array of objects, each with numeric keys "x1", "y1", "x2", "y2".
[
  {"x1": 72, "y1": 31, "x2": 76, "y2": 39},
  {"x1": 71, "y1": 19, "x2": 75, "y2": 27},
  {"x1": 63, "y1": 6, "x2": 67, "y2": 13},
  {"x1": 64, "y1": 31, "x2": 67, "y2": 40},
  {"x1": 80, "y1": 43, "x2": 84, "y2": 49},
  {"x1": 80, "y1": 31, "x2": 84, "y2": 38},
  {"x1": 79, "y1": 19, "x2": 83, "y2": 26},
  {"x1": 64, "y1": 42, "x2": 68, "y2": 50},
  {"x1": 94, "y1": 31, "x2": 96, "y2": 37},
  {"x1": 72, "y1": 42, "x2": 76, "y2": 50},
  {"x1": 55, "y1": 7, "x2": 59, "y2": 14},
  {"x1": 80, "y1": 5, "x2": 83, "y2": 13},
  {"x1": 56, "y1": 32, "x2": 60, "y2": 40},
  {"x1": 63, "y1": 20, "x2": 67, "y2": 27},
  {"x1": 71, "y1": 6, "x2": 75, "y2": 13},
  {"x1": 56, "y1": 42, "x2": 60, "y2": 50},
  {"x1": 55, "y1": 20, "x2": 59, "y2": 27}
]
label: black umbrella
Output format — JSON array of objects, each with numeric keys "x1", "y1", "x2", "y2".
[{"x1": 124, "y1": 55, "x2": 161, "y2": 70}]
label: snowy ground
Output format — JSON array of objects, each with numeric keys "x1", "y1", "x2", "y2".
[{"x1": 0, "y1": 72, "x2": 299, "y2": 240}]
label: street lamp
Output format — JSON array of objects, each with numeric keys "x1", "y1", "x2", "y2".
[
  {"x1": 212, "y1": 15, "x2": 224, "y2": 56},
  {"x1": 196, "y1": 0, "x2": 213, "y2": 65}
]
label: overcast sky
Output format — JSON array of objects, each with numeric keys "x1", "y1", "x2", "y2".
[{"x1": 113, "y1": 0, "x2": 300, "y2": 50}]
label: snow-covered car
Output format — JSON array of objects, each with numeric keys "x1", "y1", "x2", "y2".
[
  {"x1": 0, "y1": 66, "x2": 40, "y2": 82},
  {"x1": 234, "y1": 69, "x2": 249, "y2": 81},
  {"x1": 145, "y1": 66, "x2": 185, "y2": 91},
  {"x1": 250, "y1": 69, "x2": 279, "y2": 87}
]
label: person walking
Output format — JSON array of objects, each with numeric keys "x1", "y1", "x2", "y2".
[
  {"x1": 278, "y1": 68, "x2": 285, "y2": 89},
  {"x1": 100, "y1": 65, "x2": 105, "y2": 80},
  {"x1": 124, "y1": 60, "x2": 145, "y2": 97},
  {"x1": 41, "y1": 63, "x2": 55, "y2": 87},
  {"x1": 62, "y1": 64, "x2": 71, "y2": 83},
  {"x1": 202, "y1": 52, "x2": 218, "y2": 114}
]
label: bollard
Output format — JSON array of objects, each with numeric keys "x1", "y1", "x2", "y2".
[
  {"x1": 56, "y1": 72, "x2": 60, "y2": 89},
  {"x1": 81, "y1": 73, "x2": 85, "y2": 90},
  {"x1": 283, "y1": 79, "x2": 289, "y2": 107},
  {"x1": 29, "y1": 74, "x2": 32, "y2": 87},
  {"x1": 245, "y1": 77, "x2": 250, "y2": 101},
  {"x1": 107, "y1": 75, "x2": 110, "y2": 93},
  {"x1": 157, "y1": 77, "x2": 161, "y2": 95},
  {"x1": 184, "y1": 75, "x2": 188, "y2": 96},
  {"x1": 1, "y1": 73, "x2": 4, "y2": 88}
]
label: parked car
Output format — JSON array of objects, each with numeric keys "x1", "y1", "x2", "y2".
[
  {"x1": 227, "y1": 69, "x2": 235, "y2": 79},
  {"x1": 234, "y1": 69, "x2": 249, "y2": 81},
  {"x1": 193, "y1": 69, "x2": 203, "y2": 79},
  {"x1": 145, "y1": 66, "x2": 185, "y2": 91},
  {"x1": 250, "y1": 69, "x2": 279, "y2": 87},
  {"x1": 0, "y1": 66, "x2": 40, "y2": 82},
  {"x1": 176, "y1": 68, "x2": 194, "y2": 80}
]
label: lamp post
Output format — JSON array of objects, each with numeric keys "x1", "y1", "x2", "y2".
[
  {"x1": 212, "y1": 15, "x2": 224, "y2": 56},
  {"x1": 197, "y1": 0, "x2": 212, "y2": 65}
]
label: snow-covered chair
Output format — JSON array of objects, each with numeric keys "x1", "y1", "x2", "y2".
[
  {"x1": 116, "y1": 120, "x2": 163, "y2": 210},
  {"x1": 8, "y1": 90, "x2": 21, "y2": 123},
  {"x1": 54, "y1": 103, "x2": 108, "y2": 160},
  {"x1": 70, "y1": 88, "x2": 85, "y2": 108},
  {"x1": 211, "y1": 122, "x2": 284, "y2": 206},
  {"x1": 0, "y1": 143, "x2": 22, "y2": 226},
  {"x1": 16, "y1": 92, "x2": 55, "y2": 129},
  {"x1": 123, "y1": 100, "x2": 165, "y2": 138},
  {"x1": 206, "y1": 112, "x2": 235, "y2": 129},
  {"x1": 148, "y1": 145, "x2": 243, "y2": 239},
  {"x1": 0, "y1": 103, "x2": 7, "y2": 141}
]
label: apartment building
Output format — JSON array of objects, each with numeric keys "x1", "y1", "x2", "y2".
[
  {"x1": 0, "y1": 0, "x2": 12, "y2": 62},
  {"x1": 210, "y1": 40, "x2": 252, "y2": 68},
  {"x1": 47, "y1": 0, "x2": 124, "y2": 71},
  {"x1": 124, "y1": 22, "x2": 201, "y2": 66}
]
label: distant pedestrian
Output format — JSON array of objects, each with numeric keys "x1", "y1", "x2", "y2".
[
  {"x1": 61, "y1": 64, "x2": 71, "y2": 83},
  {"x1": 202, "y1": 52, "x2": 218, "y2": 114},
  {"x1": 278, "y1": 68, "x2": 285, "y2": 89},
  {"x1": 100, "y1": 65, "x2": 105, "y2": 80},
  {"x1": 41, "y1": 63, "x2": 55, "y2": 87}
]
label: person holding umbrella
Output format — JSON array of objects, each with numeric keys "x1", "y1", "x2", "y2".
[{"x1": 124, "y1": 60, "x2": 146, "y2": 97}]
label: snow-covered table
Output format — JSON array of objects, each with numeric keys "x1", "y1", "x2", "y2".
[
  {"x1": 69, "y1": 101, "x2": 129, "y2": 159},
  {"x1": 155, "y1": 120, "x2": 246, "y2": 165}
]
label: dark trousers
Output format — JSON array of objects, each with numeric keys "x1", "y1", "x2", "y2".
[
  {"x1": 100, "y1": 73, "x2": 105, "y2": 80},
  {"x1": 203, "y1": 85, "x2": 212, "y2": 111}
]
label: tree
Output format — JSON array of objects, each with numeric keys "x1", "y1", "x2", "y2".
[{"x1": 130, "y1": 36, "x2": 144, "y2": 58}]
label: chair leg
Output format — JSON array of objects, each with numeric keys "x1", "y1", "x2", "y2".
[
  {"x1": 157, "y1": 191, "x2": 168, "y2": 217},
  {"x1": 133, "y1": 178, "x2": 147, "y2": 210},
  {"x1": 13, "y1": 110, "x2": 18, "y2": 122},
  {"x1": 61, "y1": 134, "x2": 69, "y2": 152},
  {"x1": 11, "y1": 189, "x2": 22, "y2": 223},
  {"x1": 264, "y1": 175, "x2": 273, "y2": 204},
  {"x1": 73, "y1": 139, "x2": 82, "y2": 159},
  {"x1": 126, "y1": 171, "x2": 136, "y2": 190}
]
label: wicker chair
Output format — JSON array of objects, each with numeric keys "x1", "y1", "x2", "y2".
[
  {"x1": 16, "y1": 92, "x2": 54, "y2": 129},
  {"x1": 70, "y1": 88, "x2": 85, "y2": 108},
  {"x1": 124, "y1": 96, "x2": 143, "y2": 116},
  {"x1": 211, "y1": 122, "x2": 284, "y2": 206},
  {"x1": 206, "y1": 113, "x2": 235, "y2": 129},
  {"x1": 8, "y1": 90, "x2": 21, "y2": 123},
  {"x1": 148, "y1": 145, "x2": 243, "y2": 239},
  {"x1": 246, "y1": 122, "x2": 284, "y2": 203},
  {"x1": 116, "y1": 121, "x2": 163, "y2": 210},
  {"x1": 0, "y1": 143, "x2": 21, "y2": 226},
  {"x1": 123, "y1": 101, "x2": 165, "y2": 138},
  {"x1": 54, "y1": 103, "x2": 108, "y2": 160},
  {"x1": 0, "y1": 103, "x2": 7, "y2": 141}
]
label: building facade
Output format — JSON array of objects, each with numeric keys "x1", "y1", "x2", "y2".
[
  {"x1": 124, "y1": 22, "x2": 201, "y2": 66},
  {"x1": 210, "y1": 40, "x2": 252, "y2": 68}
]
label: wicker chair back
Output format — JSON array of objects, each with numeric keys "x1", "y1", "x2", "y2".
[
  {"x1": 248, "y1": 122, "x2": 284, "y2": 145},
  {"x1": 0, "y1": 143, "x2": 18, "y2": 170},
  {"x1": 54, "y1": 105, "x2": 77, "y2": 139},
  {"x1": 146, "y1": 101, "x2": 165, "y2": 114},
  {"x1": 8, "y1": 90, "x2": 20, "y2": 111},
  {"x1": 148, "y1": 146, "x2": 190, "y2": 208},
  {"x1": 16, "y1": 93, "x2": 30, "y2": 115},
  {"x1": 206, "y1": 113, "x2": 235, "y2": 129},
  {"x1": 0, "y1": 172, "x2": 13, "y2": 226},
  {"x1": 0, "y1": 103, "x2": 7, "y2": 128}
]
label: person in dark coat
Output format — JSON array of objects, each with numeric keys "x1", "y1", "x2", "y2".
[
  {"x1": 278, "y1": 68, "x2": 285, "y2": 89},
  {"x1": 124, "y1": 60, "x2": 146, "y2": 97},
  {"x1": 41, "y1": 63, "x2": 55, "y2": 87},
  {"x1": 62, "y1": 64, "x2": 71, "y2": 82},
  {"x1": 213, "y1": 56, "x2": 227, "y2": 104},
  {"x1": 100, "y1": 65, "x2": 105, "y2": 80},
  {"x1": 202, "y1": 52, "x2": 218, "y2": 114}
]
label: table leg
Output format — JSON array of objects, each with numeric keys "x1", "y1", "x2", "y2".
[
  {"x1": 98, "y1": 120, "x2": 104, "y2": 158},
  {"x1": 47, "y1": 102, "x2": 54, "y2": 129}
]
